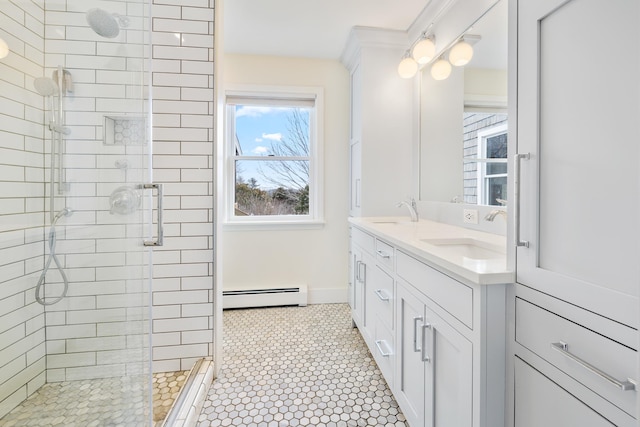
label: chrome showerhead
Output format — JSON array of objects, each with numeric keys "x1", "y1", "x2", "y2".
[
  {"x1": 86, "y1": 8, "x2": 129, "y2": 38},
  {"x1": 33, "y1": 77, "x2": 59, "y2": 96}
]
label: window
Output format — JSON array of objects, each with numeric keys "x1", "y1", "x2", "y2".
[
  {"x1": 462, "y1": 112, "x2": 507, "y2": 205},
  {"x1": 477, "y1": 123, "x2": 507, "y2": 206},
  {"x1": 225, "y1": 86, "x2": 323, "y2": 226}
]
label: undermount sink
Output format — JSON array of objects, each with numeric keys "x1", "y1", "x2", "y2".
[
  {"x1": 420, "y1": 238, "x2": 505, "y2": 260},
  {"x1": 370, "y1": 219, "x2": 414, "y2": 225}
]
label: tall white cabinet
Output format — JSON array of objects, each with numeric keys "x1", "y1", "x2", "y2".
[
  {"x1": 511, "y1": 0, "x2": 639, "y2": 425},
  {"x1": 341, "y1": 28, "x2": 414, "y2": 217}
]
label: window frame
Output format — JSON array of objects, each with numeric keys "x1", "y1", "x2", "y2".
[
  {"x1": 224, "y1": 84, "x2": 324, "y2": 229},
  {"x1": 476, "y1": 123, "x2": 508, "y2": 206}
]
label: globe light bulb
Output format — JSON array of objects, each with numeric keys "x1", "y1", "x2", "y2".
[
  {"x1": 430, "y1": 58, "x2": 452, "y2": 80},
  {"x1": 412, "y1": 37, "x2": 435, "y2": 65},
  {"x1": 0, "y1": 38, "x2": 9, "y2": 59},
  {"x1": 398, "y1": 56, "x2": 418, "y2": 79},
  {"x1": 449, "y1": 39, "x2": 474, "y2": 66}
]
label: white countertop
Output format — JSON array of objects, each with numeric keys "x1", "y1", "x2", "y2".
[{"x1": 349, "y1": 216, "x2": 514, "y2": 285}]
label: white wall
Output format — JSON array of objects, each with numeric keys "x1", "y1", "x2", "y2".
[{"x1": 222, "y1": 54, "x2": 350, "y2": 303}]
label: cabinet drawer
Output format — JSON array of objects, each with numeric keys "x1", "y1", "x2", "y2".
[
  {"x1": 516, "y1": 297, "x2": 638, "y2": 417},
  {"x1": 515, "y1": 357, "x2": 620, "y2": 427},
  {"x1": 396, "y1": 251, "x2": 473, "y2": 329},
  {"x1": 373, "y1": 318, "x2": 394, "y2": 388},
  {"x1": 369, "y1": 265, "x2": 394, "y2": 330},
  {"x1": 352, "y1": 226, "x2": 375, "y2": 255},
  {"x1": 375, "y1": 238, "x2": 394, "y2": 270}
]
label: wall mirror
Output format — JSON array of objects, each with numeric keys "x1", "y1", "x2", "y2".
[{"x1": 418, "y1": 0, "x2": 508, "y2": 206}]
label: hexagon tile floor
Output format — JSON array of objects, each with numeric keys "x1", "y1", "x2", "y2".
[{"x1": 197, "y1": 303, "x2": 407, "y2": 427}]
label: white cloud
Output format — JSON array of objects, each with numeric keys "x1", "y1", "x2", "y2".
[
  {"x1": 262, "y1": 132, "x2": 282, "y2": 141},
  {"x1": 235, "y1": 106, "x2": 276, "y2": 117},
  {"x1": 252, "y1": 146, "x2": 269, "y2": 155},
  {"x1": 255, "y1": 138, "x2": 263, "y2": 142}
]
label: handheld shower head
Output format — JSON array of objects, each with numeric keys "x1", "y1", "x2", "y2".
[
  {"x1": 86, "y1": 8, "x2": 129, "y2": 38},
  {"x1": 34, "y1": 77, "x2": 59, "y2": 96}
]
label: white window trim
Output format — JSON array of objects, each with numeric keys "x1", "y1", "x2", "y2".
[
  {"x1": 476, "y1": 123, "x2": 508, "y2": 205},
  {"x1": 224, "y1": 84, "x2": 324, "y2": 229}
]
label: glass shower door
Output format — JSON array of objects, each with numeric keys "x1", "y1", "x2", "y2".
[{"x1": 0, "y1": 0, "x2": 156, "y2": 425}]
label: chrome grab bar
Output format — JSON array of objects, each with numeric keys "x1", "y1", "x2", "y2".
[
  {"x1": 514, "y1": 153, "x2": 530, "y2": 248},
  {"x1": 142, "y1": 183, "x2": 164, "y2": 247},
  {"x1": 375, "y1": 340, "x2": 391, "y2": 358},
  {"x1": 375, "y1": 289, "x2": 389, "y2": 302},
  {"x1": 551, "y1": 342, "x2": 636, "y2": 391}
]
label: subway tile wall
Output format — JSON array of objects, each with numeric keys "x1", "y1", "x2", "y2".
[
  {"x1": 150, "y1": 0, "x2": 214, "y2": 372},
  {"x1": 0, "y1": 1, "x2": 47, "y2": 419}
]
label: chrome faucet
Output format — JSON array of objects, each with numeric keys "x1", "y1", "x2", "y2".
[
  {"x1": 397, "y1": 198, "x2": 419, "y2": 222},
  {"x1": 484, "y1": 209, "x2": 507, "y2": 222}
]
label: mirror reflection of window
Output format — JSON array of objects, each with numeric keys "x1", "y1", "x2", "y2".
[{"x1": 462, "y1": 116, "x2": 507, "y2": 205}]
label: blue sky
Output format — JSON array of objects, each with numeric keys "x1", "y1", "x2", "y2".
[
  {"x1": 235, "y1": 105, "x2": 292, "y2": 156},
  {"x1": 234, "y1": 105, "x2": 309, "y2": 190}
]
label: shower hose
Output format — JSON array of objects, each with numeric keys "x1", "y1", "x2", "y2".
[{"x1": 35, "y1": 208, "x2": 71, "y2": 306}]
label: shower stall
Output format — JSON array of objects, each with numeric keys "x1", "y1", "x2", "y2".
[{"x1": 0, "y1": 0, "x2": 157, "y2": 425}]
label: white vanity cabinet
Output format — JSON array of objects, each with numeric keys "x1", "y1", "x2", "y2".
[
  {"x1": 349, "y1": 221, "x2": 509, "y2": 427},
  {"x1": 349, "y1": 226, "x2": 397, "y2": 385},
  {"x1": 510, "y1": 0, "x2": 639, "y2": 425}
]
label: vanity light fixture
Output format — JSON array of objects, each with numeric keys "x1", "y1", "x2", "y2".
[
  {"x1": 430, "y1": 56, "x2": 452, "y2": 81},
  {"x1": 448, "y1": 37, "x2": 474, "y2": 66},
  {"x1": 412, "y1": 34, "x2": 436, "y2": 65},
  {"x1": 0, "y1": 38, "x2": 9, "y2": 59},
  {"x1": 398, "y1": 51, "x2": 418, "y2": 79}
]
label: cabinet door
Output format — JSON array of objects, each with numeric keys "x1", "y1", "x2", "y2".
[
  {"x1": 425, "y1": 309, "x2": 473, "y2": 427},
  {"x1": 396, "y1": 283, "x2": 473, "y2": 427},
  {"x1": 514, "y1": 358, "x2": 615, "y2": 427},
  {"x1": 349, "y1": 63, "x2": 362, "y2": 217},
  {"x1": 396, "y1": 283, "x2": 426, "y2": 427},
  {"x1": 350, "y1": 140, "x2": 362, "y2": 216},
  {"x1": 515, "y1": 0, "x2": 640, "y2": 327},
  {"x1": 351, "y1": 244, "x2": 366, "y2": 329}
]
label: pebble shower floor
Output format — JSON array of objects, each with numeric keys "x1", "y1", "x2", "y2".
[
  {"x1": 0, "y1": 371, "x2": 187, "y2": 426},
  {"x1": 197, "y1": 303, "x2": 407, "y2": 427}
]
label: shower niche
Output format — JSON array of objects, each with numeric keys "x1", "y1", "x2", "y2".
[{"x1": 104, "y1": 115, "x2": 148, "y2": 146}]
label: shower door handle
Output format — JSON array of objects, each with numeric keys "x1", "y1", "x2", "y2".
[{"x1": 142, "y1": 183, "x2": 164, "y2": 247}]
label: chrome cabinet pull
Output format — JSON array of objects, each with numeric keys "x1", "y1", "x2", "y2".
[
  {"x1": 355, "y1": 260, "x2": 366, "y2": 283},
  {"x1": 413, "y1": 316, "x2": 423, "y2": 353},
  {"x1": 142, "y1": 183, "x2": 164, "y2": 247},
  {"x1": 375, "y1": 340, "x2": 391, "y2": 358},
  {"x1": 514, "y1": 153, "x2": 530, "y2": 248},
  {"x1": 551, "y1": 342, "x2": 636, "y2": 391},
  {"x1": 375, "y1": 289, "x2": 389, "y2": 301},
  {"x1": 376, "y1": 250, "x2": 391, "y2": 259},
  {"x1": 421, "y1": 323, "x2": 433, "y2": 362}
]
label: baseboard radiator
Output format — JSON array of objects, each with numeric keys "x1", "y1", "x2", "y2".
[{"x1": 223, "y1": 284, "x2": 308, "y2": 309}]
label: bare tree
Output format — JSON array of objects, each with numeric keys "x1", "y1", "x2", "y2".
[{"x1": 257, "y1": 109, "x2": 310, "y2": 191}]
